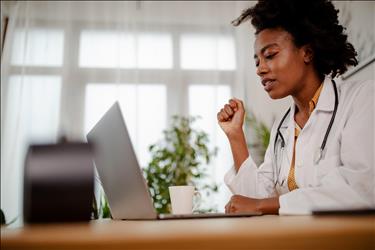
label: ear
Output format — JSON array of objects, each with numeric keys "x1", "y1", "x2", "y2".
[{"x1": 302, "y1": 44, "x2": 313, "y2": 64}]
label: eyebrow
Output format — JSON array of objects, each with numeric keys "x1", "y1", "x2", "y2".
[{"x1": 253, "y1": 43, "x2": 279, "y2": 59}]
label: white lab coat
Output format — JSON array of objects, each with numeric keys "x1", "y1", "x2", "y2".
[{"x1": 224, "y1": 77, "x2": 375, "y2": 215}]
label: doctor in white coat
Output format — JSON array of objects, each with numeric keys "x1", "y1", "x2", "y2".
[{"x1": 217, "y1": 0, "x2": 374, "y2": 215}]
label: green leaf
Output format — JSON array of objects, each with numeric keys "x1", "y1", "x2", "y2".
[{"x1": 143, "y1": 115, "x2": 219, "y2": 213}]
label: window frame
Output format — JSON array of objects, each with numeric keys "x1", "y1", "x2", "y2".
[{"x1": 7, "y1": 19, "x2": 236, "y2": 140}]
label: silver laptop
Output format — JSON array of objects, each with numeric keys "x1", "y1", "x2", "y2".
[{"x1": 86, "y1": 102, "x2": 261, "y2": 220}]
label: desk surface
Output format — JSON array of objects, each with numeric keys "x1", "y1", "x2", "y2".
[{"x1": 1, "y1": 215, "x2": 375, "y2": 250}]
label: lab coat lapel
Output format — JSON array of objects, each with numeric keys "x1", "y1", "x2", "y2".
[
  {"x1": 315, "y1": 77, "x2": 336, "y2": 112},
  {"x1": 278, "y1": 104, "x2": 295, "y2": 176},
  {"x1": 276, "y1": 77, "x2": 337, "y2": 193}
]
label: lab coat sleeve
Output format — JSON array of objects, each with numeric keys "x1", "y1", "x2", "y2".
[
  {"x1": 224, "y1": 122, "x2": 278, "y2": 198},
  {"x1": 279, "y1": 80, "x2": 374, "y2": 215}
]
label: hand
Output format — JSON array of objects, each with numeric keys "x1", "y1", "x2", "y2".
[
  {"x1": 225, "y1": 195, "x2": 280, "y2": 215},
  {"x1": 217, "y1": 98, "x2": 245, "y2": 138},
  {"x1": 225, "y1": 195, "x2": 260, "y2": 214}
]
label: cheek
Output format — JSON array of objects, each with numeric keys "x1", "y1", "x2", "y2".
[
  {"x1": 273, "y1": 54, "x2": 299, "y2": 74},
  {"x1": 272, "y1": 55, "x2": 305, "y2": 86},
  {"x1": 267, "y1": 55, "x2": 305, "y2": 99}
]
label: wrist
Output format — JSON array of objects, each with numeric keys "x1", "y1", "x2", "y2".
[
  {"x1": 257, "y1": 197, "x2": 280, "y2": 215},
  {"x1": 227, "y1": 129, "x2": 245, "y2": 142}
]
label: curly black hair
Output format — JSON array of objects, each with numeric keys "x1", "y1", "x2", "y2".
[{"x1": 232, "y1": 0, "x2": 358, "y2": 79}]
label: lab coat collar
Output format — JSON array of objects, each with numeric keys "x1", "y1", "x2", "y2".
[
  {"x1": 278, "y1": 77, "x2": 336, "y2": 131},
  {"x1": 314, "y1": 77, "x2": 336, "y2": 112}
]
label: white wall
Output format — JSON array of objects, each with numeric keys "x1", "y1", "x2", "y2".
[{"x1": 335, "y1": 1, "x2": 375, "y2": 82}]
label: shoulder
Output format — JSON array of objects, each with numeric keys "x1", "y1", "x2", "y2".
[
  {"x1": 337, "y1": 79, "x2": 374, "y2": 124},
  {"x1": 339, "y1": 78, "x2": 374, "y2": 97}
]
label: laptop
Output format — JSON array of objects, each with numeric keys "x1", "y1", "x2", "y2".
[{"x1": 86, "y1": 102, "x2": 261, "y2": 220}]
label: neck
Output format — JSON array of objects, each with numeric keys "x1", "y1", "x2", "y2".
[{"x1": 292, "y1": 73, "x2": 322, "y2": 116}]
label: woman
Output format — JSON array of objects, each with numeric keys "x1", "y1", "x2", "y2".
[{"x1": 217, "y1": 0, "x2": 374, "y2": 215}]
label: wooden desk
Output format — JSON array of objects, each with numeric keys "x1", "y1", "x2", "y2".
[{"x1": 1, "y1": 215, "x2": 374, "y2": 250}]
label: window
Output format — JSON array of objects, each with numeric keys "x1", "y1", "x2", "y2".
[
  {"x1": 181, "y1": 34, "x2": 236, "y2": 70},
  {"x1": 6, "y1": 75, "x2": 62, "y2": 143},
  {"x1": 79, "y1": 31, "x2": 173, "y2": 69},
  {"x1": 11, "y1": 28, "x2": 64, "y2": 67},
  {"x1": 137, "y1": 33, "x2": 173, "y2": 69},
  {"x1": 85, "y1": 84, "x2": 167, "y2": 167},
  {"x1": 80, "y1": 30, "x2": 236, "y2": 181},
  {"x1": 7, "y1": 24, "x2": 236, "y2": 212},
  {"x1": 8, "y1": 28, "x2": 64, "y2": 142}
]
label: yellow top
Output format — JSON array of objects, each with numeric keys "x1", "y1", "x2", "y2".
[
  {"x1": 308, "y1": 83, "x2": 324, "y2": 115},
  {"x1": 287, "y1": 83, "x2": 323, "y2": 191}
]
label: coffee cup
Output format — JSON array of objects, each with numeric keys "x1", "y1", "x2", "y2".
[{"x1": 168, "y1": 185, "x2": 201, "y2": 214}]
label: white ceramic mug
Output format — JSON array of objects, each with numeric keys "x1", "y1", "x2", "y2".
[{"x1": 168, "y1": 185, "x2": 201, "y2": 214}]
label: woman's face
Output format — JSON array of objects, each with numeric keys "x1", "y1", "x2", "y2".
[{"x1": 254, "y1": 28, "x2": 310, "y2": 99}]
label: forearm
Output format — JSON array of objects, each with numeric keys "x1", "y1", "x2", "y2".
[{"x1": 228, "y1": 131, "x2": 249, "y2": 172}]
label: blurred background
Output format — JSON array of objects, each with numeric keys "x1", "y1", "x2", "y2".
[{"x1": 1, "y1": 1, "x2": 374, "y2": 224}]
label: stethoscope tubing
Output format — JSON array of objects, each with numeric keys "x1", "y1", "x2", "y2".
[{"x1": 274, "y1": 79, "x2": 339, "y2": 163}]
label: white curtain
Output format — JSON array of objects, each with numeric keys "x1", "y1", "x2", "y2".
[{"x1": 1, "y1": 1, "x2": 254, "y2": 224}]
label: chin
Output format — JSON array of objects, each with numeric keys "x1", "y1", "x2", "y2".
[{"x1": 267, "y1": 90, "x2": 286, "y2": 99}]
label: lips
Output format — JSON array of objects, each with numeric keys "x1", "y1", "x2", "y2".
[{"x1": 261, "y1": 78, "x2": 276, "y2": 92}]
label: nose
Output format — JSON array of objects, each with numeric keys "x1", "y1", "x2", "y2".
[{"x1": 256, "y1": 59, "x2": 269, "y2": 76}]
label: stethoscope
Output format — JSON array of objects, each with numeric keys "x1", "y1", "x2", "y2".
[{"x1": 273, "y1": 79, "x2": 339, "y2": 176}]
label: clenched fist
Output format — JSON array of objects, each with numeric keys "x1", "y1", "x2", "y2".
[{"x1": 217, "y1": 98, "x2": 246, "y2": 139}]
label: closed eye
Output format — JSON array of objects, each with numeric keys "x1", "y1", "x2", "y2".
[
  {"x1": 254, "y1": 52, "x2": 278, "y2": 67},
  {"x1": 265, "y1": 52, "x2": 277, "y2": 60}
]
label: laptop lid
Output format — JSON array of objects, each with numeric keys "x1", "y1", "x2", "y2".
[{"x1": 87, "y1": 102, "x2": 157, "y2": 220}]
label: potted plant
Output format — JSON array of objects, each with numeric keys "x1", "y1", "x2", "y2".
[
  {"x1": 143, "y1": 115, "x2": 218, "y2": 214},
  {"x1": 245, "y1": 111, "x2": 271, "y2": 165}
]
